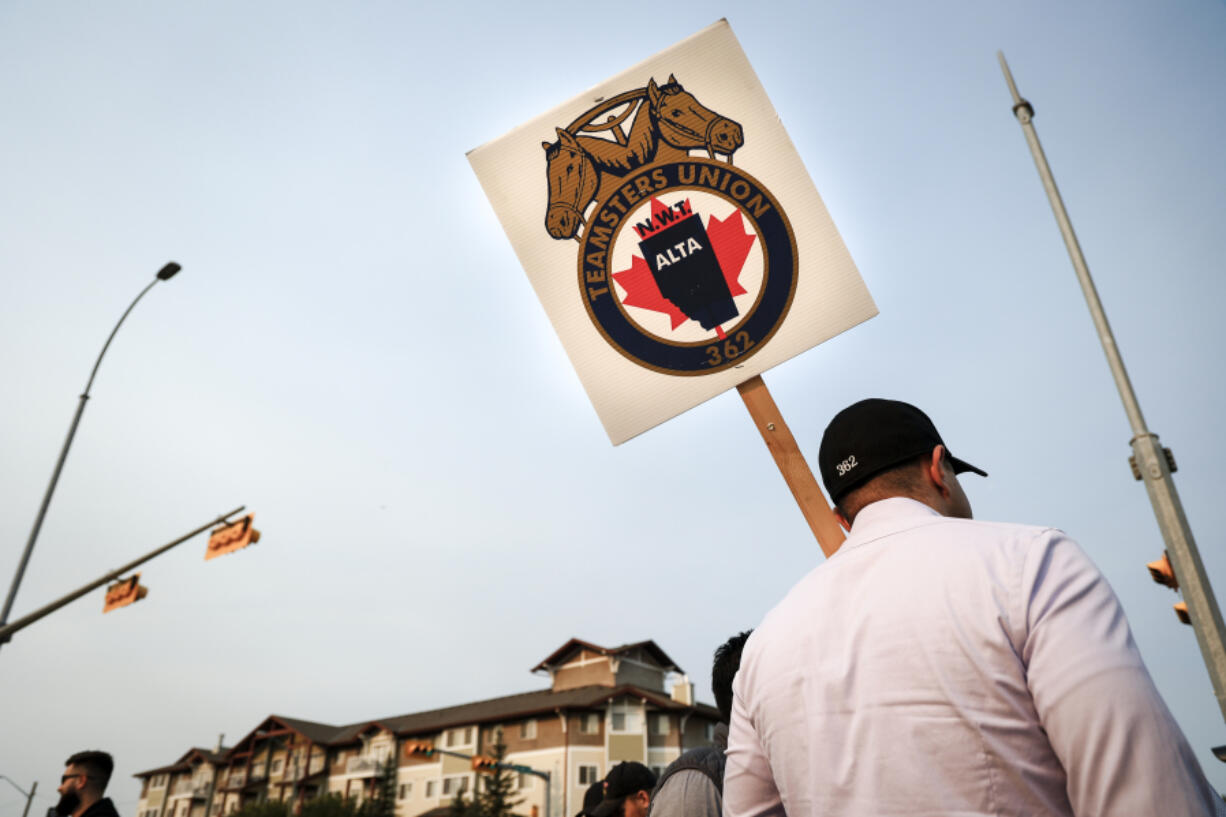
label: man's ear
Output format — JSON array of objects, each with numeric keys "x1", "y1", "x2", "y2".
[
  {"x1": 833, "y1": 508, "x2": 852, "y2": 532},
  {"x1": 927, "y1": 445, "x2": 953, "y2": 498}
]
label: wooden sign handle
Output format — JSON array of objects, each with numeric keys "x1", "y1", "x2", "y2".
[{"x1": 737, "y1": 375, "x2": 845, "y2": 557}]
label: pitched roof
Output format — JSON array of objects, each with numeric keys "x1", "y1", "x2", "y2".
[
  {"x1": 192, "y1": 747, "x2": 230, "y2": 764},
  {"x1": 133, "y1": 761, "x2": 190, "y2": 778},
  {"x1": 375, "y1": 683, "x2": 717, "y2": 737},
  {"x1": 531, "y1": 639, "x2": 681, "y2": 673},
  {"x1": 272, "y1": 714, "x2": 347, "y2": 745},
  {"x1": 133, "y1": 746, "x2": 229, "y2": 779}
]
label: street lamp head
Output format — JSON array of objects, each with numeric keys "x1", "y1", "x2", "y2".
[{"x1": 156, "y1": 262, "x2": 182, "y2": 281}]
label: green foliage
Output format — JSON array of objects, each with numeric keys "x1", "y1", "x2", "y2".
[
  {"x1": 300, "y1": 794, "x2": 363, "y2": 817},
  {"x1": 367, "y1": 755, "x2": 398, "y2": 817},
  {"x1": 229, "y1": 801, "x2": 290, "y2": 817},
  {"x1": 472, "y1": 729, "x2": 524, "y2": 817},
  {"x1": 450, "y1": 791, "x2": 474, "y2": 817}
]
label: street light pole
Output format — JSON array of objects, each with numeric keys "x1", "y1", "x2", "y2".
[
  {"x1": 0, "y1": 262, "x2": 182, "y2": 645},
  {"x1": 0, "y1": 775, "x2": 37, "y2": 817},
  {"x1": 998, "y1": 53, "x2": 1226, "y2": 723}
]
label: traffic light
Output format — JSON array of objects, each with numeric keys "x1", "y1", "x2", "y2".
[
  {"x1": 472, "y1": 756, "x2": 498, "y2": 772},
  {"x1": 206, "y1": 514, "x2": 261, "y2": 561},
  {"x1": 1146, "y1": 553, "x2": 1179, "y2": 589},
  {"x1": 1146, "y1": 552, "x2": 1191, "y2": 626},
  {"x1": 103, "y1": 574, "x2": 148, "y2": 613},
  {"x1": 404, "y1": 742, "x2": 435, "y2": 758}
]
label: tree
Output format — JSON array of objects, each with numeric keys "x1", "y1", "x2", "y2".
[
  {"x1": 301, "y1": 794, "x2": 364, "y2": 817},
  {"x1": 363, "y1": 754, "x2": 398, "y2": 817},
  {"x1": 449, "y1": 790, "x2": 473, "y2": 817},
  {"x1": 230, "y1": 801, "x2": 290, "y2": 817},
  {"x1": 472, "y1": 730, "x2": 523, "y2": 817}
]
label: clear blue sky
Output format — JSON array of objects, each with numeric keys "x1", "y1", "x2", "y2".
[{"x1": 2, "y1": 0, "x2": 1225, "y2": 810}]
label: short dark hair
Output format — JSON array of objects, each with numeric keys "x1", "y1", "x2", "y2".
[
  {"x1": 712, "y1": 630, "x2": 753, "y2": 723},
  {"x1": 834, "y1": 452, "x2": 932, "y2": 525},
  {"x1": 65, "y1": 751, "x2": 113, "y2": 792}
]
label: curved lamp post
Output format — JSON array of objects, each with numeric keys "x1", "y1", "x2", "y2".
[{"x1": 0, "y1": 262, "x2": 182, "y2": 642}]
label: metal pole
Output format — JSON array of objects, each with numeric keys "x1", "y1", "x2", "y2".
[
  {"x1": 1, "y1": 263, "x2": 182, "y2": 644},
  {"x1": 0, "y1": 506, "x2": 244, "y2": 646},
  {"x1": 22, "y1": 779, "x2": 36, "y2": 817},
  {"x1": 0, "y1": 776, "x2": 37, "y2": 817},
  {"x1": 998, "y1": 52, "x2": 1226, "y2": 722}
]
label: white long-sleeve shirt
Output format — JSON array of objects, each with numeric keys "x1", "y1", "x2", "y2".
[{"x1": 725, "y1": 498, "x2": 1223, "y2": 817}]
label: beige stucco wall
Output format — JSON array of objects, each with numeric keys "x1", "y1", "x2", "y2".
[
  {"x1": 553, "y1": 662, "x2": 615, "y2": 691},
  {"x1": 607, "y1": 734, "x2": 644, "y2": 763}
]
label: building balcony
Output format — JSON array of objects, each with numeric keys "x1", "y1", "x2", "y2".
[{"x1": 345, "y1": 756, "x2": 387, "y2": 777}]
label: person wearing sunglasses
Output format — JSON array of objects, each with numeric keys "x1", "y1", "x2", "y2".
[{"x1": 55, "y1": 751, "x2": 117, "y2": 817}]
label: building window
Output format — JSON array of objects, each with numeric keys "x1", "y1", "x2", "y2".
[
  {"x1": 519, "y1": 719, "x2": 537, "y2": 739},
  {"x1": 517, "y1": 773, "x2": 531, "y2": 791},
  {"x1": 650, "y1": 766, "x2": 665, "y2": 779},
  {"x1": 426, "y1": 781, "x2": 436, "y2": 799},
  {"x1": 442, "y1": 776, "x2": 469, "y2": 797},
  {"x1": 271, "y1": 759, "x2": 283, "y2": 774},
  {"x1": 446, "y1": 726, "x2": 475, "y2": 747},
  {"x1": 651, "y1": 714, "x2": 670, "y2": 735},
  {"x1": 610, "y1": 699, "x2": 640, "y2": 733},
  {"x1": 579, "y1": 713, "x2": 599, "y2": 734},
  {"x1": 578, "y1": 765, "x2": 599, "y2": 786}
]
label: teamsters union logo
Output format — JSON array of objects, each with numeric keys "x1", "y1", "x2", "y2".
[{"x1": 542, "y1": 76, "x2": 797, "y2": 375}]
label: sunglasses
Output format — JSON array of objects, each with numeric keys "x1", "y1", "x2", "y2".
[{"x1": 61, "y1": 774, "x2": 94, "y2": 784}]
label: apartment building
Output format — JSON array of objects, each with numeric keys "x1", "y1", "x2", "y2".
[
  {"x1": 134, "y1": 639, "x2": 721, "y2": 817},
  {"x1": 135, "y1": 746, "x2": 228, "y2": 817}
]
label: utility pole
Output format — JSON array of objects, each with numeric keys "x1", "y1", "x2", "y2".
[
  {"x1": 0, "y1": 506, "x2": 246, "y2": 647},
  {"x1": 2, "y1": 262, "x2": 183, "y2": 652},
  {"x1": 0, "y1": 776, "x2": 37, "y2": 817},
  {"x1": 998, "y1": 52, "x2": 1226, "y2": 724}
]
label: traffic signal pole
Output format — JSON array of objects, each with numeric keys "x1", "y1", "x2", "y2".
[
  {"x1": 0, "y1": 506, "x2": 245, "y2": 648},
  {"x1": 1, "y1": 263, "x2": 183, "y2": 642},
  {"x1": 998, "y1": 52, "x2": 1226, "y2": 724},
  {"x1": 408, "y1": 746, "x2": 551, "y2": 817},
  {"x1": 0, "y1": 776, "x2": 37, "y2": 817}
]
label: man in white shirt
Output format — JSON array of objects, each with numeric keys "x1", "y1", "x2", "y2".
[{"x1": 724, "y1": 398, "x2": 1224, "y2": 817}]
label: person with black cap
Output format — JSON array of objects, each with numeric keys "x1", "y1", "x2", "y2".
[
  {"x1": 724, "y1": 399, "x2": 1223, "y2": 817},
  {"x1": 574, "y1": 780, "x2": 605, "y2": 817},
  {"x1": 591, "y1": 762, "x2": 656, "y2": 817}
]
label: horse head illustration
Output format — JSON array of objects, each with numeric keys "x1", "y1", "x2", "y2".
[
  {"x1": 542, "y1": 127, "x2": 600, "y2": 240},
  {"x1": 541, "y1": 76, "x2": 745, "y2": 240},
  {"x1": 647, "y1": 75, "x2": 743, "y2": 161}
]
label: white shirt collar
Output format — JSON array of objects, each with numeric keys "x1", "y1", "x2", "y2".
[{"x1": 837, "y1": 497, "x2": 946, "y2": 555}]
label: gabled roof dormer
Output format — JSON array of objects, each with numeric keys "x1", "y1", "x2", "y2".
[{"x1": 532, "y1": 638, "x2": 681, "y2": 692}]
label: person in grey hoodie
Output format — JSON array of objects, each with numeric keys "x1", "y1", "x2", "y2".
[{"x1": 648, "y1": 631, "x2": 751, "y2": 817}]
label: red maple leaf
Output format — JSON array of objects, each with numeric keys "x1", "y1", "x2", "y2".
[
  {"x1": 612, "y1": 254, "x2": 689, "y2": 330},
  {"x1": 612, "y1": 201, "x2": 757, "y2": 332},
  {"x1": 707, "y1": 210, "x2": 755, "y2": 297}
]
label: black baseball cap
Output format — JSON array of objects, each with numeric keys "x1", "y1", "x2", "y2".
[
  {"x1": 591, "y1": 763, "x2": 657, "y2": 817},
  {"x1": 819, "y1": 398, "x2": 987, "y2": 503},
  {"x1": 576, "y1": 781, "x2": 605, "y2": 817}
]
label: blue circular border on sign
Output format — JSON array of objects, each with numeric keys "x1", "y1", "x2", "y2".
[{"x1": 578, "y1": 159, "x2": 797, "y2": 376}]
